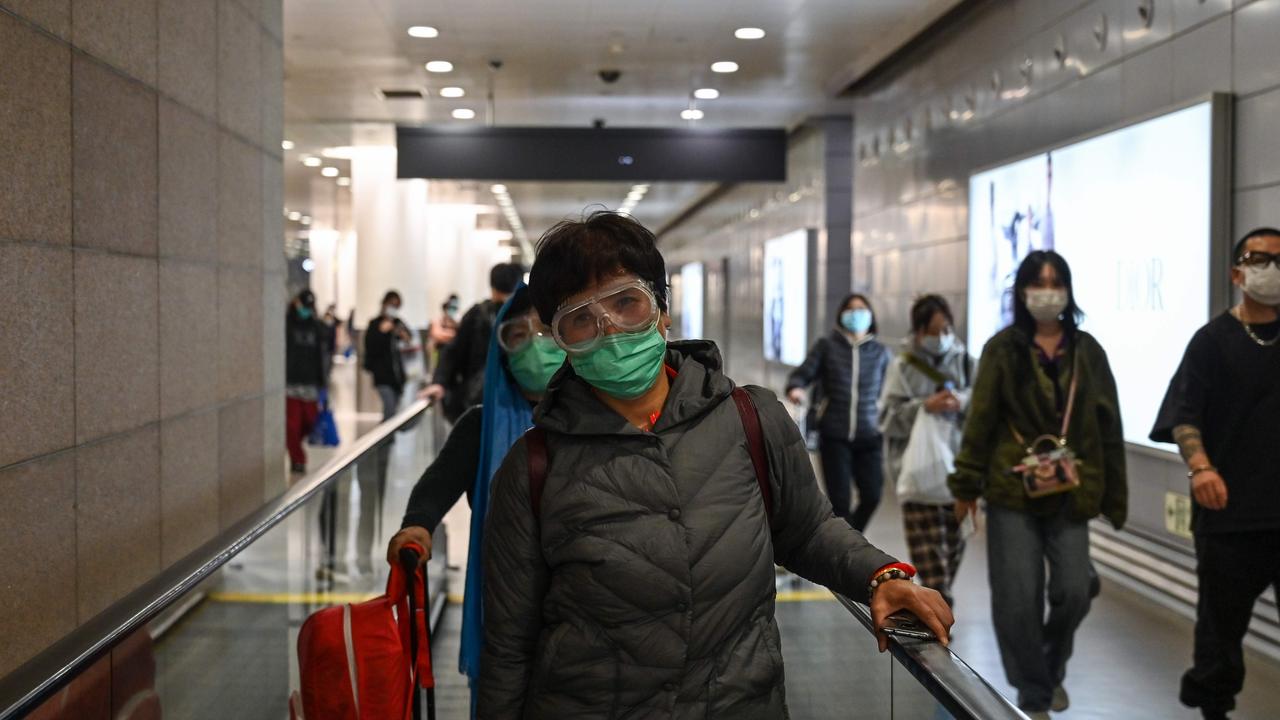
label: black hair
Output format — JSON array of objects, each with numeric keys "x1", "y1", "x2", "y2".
[
  {"x1": 1233, "y1": 227, "x2": 1280, "y2": 264},
  {"x1": 1012, "y1": 250, "x2": 1083, "y2": 335},
  {"x1": 910, "y1": 294, "x2": 954, "y2": 334},
  {"x1": 381, "y1": 290, "x2": 401, "y2": 306},
  {"x1": 528, "y1": 210, "x2": 669, "y2": 324},
  {"x1": 490, "y1": 263, "x2": 524, "y2": 294},
  {"x1": 837, "y1": 293, "x2": 878, "y2": 335},
  {"x1": 505, "y1": 285, "x2": 534, "y2": 319},
  {"x1": 296, "y1": 289, "x2": 315, "y2": 308}
]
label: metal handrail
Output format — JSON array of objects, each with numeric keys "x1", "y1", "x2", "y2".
[
  {"x1": 836, "y1": 594, "x2": 1030, "y2": 720},
  {"x1": 0, "y1": 399, "x2": 431, "y2": 720}
]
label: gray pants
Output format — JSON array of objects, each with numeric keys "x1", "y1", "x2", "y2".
[{"x1": 987, "y1": 502, "x2": 1093, "y2": 712}]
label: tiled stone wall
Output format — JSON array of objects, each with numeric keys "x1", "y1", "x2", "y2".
[{"x1": 0, "y1": 0, "x2": 285, "y2": 676}]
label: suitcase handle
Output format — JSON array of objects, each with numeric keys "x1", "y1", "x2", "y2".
[{"x1": 398, "y1": 546, "x2": 435, "y2": 720}]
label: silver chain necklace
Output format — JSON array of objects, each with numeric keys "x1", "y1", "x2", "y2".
[{"x1": 1234, "y1": 307, "x2": 1280, "y2": 347}]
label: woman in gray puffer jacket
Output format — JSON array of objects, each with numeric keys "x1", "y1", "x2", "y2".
[{"x1": 479, "y1": 212, "x2": 953, "y2": 720}]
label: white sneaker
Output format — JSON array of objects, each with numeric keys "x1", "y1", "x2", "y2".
[{"x1": 1052, "y1": 685, "x2": 1069, "y2": 712}]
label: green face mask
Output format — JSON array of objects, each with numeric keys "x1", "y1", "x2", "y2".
[
  {"x1": 506, "y1": 336, "x2": 567, "y2": 394},
  {"x1": 569, "y1": 325, "x2": 667, "y2": 400}
]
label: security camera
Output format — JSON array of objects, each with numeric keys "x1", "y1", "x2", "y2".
[
  {"x1": 598, "y1": 68, "x2": 622, "y2": 84},
  {"x1": 488, "y1": 59, "x2": 504, "y2": 71}
]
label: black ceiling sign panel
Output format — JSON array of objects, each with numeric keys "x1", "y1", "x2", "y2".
[{"x1": 395, "y1": 126, "x2": 787, "y2": 182}]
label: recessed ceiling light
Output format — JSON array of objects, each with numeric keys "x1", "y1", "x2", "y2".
[
  {"x1": 408, "y1": 26, "x2": 439, "y2": 38},
  {"x1": 490, "y1": 184, "x2": 508, "y2": 194},
  {"x1": 301, "y1": 258, "x2": 316, "y2": 272},
  {"x1": 693, "y1": 88, "x2": 720, "y2": 100},
  {"x1": 710, "y1": 61, "x2": 739, "y2": 73},
  {"x1": 734, "y1": 27, "x2": 766, "y2": 40},
  {"x1": 440, "y1": 86, "x2": 465, "y2": 98},
  {"x1": 681, "y1": 108, "x2": 705, "y2": 120},
  {"x1": 288, "y1": 211, "x2": 301, "y2": 221},
  {"x1": 336, "y1": 177, "x2": 351, "y2": 187},
  {"x1": 321, "y1": 167, "x2": 339, "y2": 177},
  {"x1": 302, "y1": 156, "x2": 322, "y2": 167},
  {"x1": 300, "y1": 216, "x2": 312, "y2": 225},
  {"x1": 425, "y1": 60, "x2": 454, "y2": 73},
  {"x1": 452, "y1": 108, "x2": 476, "y2": 119},
  {"x1": 281, "y1": 140, "x2": 294, "y2": 150}
]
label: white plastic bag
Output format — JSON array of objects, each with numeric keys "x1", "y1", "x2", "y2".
[{"x1": 897, "y1": 411, "x2": 958, "y2": 504}]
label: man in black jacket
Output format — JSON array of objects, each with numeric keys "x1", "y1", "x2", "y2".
[
  {"x1": 285, "y1": 289, "x2": 329, "y2": 474},
  {"x1": 423, "y1": 263, "x2": 523, "y2": 421}
]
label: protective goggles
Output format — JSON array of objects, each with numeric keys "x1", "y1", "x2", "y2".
[
  {"x1": 496, "y1": 314, "x2": 554, "y2": 354},
  {"x1": 551, "y1": 278, "x2": 660, "y2": 353},
  {"x1": 1238, "y1": 251, "x2": 1280, "y2": 270}
]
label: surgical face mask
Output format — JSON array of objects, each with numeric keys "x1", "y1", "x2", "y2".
[
  {"x1": 384, "y1": 305, "x2": 400, "y2": 320},
  {"x1": 446, "y1": 303, "x2": 460, "y2": 316},
  {"x1": 297, "y1": 306, "x2": 314, "y2": 320},
  {"x1": 569, "y1": 324, "x2": 667, "y2": 400},
  {"x1": 840, "y1": 308, "x2": 873, "y2": 335},
  {"x1": 1240, "y1": 265, "x2": 1280, "y2": 306},
  {"x1": 921, "y1": 331, "x2": 955, "y2": 356},
  {"x1": 1024, "y1": 288, "x2": 1068, "y2": 323},
  {"x1": 506, "y1": 336, "x2": 566, "y2": 394}
]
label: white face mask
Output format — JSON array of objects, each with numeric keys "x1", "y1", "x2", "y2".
[
  {"x1": 384, "y1": 305, "x2": 401, "y2": 320},
  {"x1": 1241, "y1": 265, "x2": 1280, "y2": 306},
  {"x1": 1025, "y1": 288, "x2": 1068, "y2": 323},
  {"x1": 921, "y1": 331, "x2": 955, "y2": 356}
]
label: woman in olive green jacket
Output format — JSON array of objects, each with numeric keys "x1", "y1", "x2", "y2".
[{"x1": 949, "y1": 251, "x2": 1126, "y2": 718}]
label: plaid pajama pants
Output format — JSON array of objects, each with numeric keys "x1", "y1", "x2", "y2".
[{"x1": 901, "y1": 501, "x2": 966, "y2": 607}]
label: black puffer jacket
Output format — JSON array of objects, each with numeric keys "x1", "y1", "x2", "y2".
[
  {"x1": 479, "y1": 341, "x2": 897, "y2": 719},
  {"x1": 786, "y1": 331, "x2": 890, "y2": 441}
]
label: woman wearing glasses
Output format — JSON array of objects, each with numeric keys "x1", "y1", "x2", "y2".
[
  {"x1": 387, "y1": 284, "x2": 566, "y2": 710},
  {"x1": 478, "y1": 212, "x2": 953, "y2": 719}
]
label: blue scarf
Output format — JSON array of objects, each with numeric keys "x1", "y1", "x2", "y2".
[{"x1": 460, "y1": 287, "x2": 535, "y2": 713}]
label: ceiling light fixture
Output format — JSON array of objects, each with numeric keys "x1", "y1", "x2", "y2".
[
  {"x1": 490, "y1": 184, "x2": 508, "y2": 194},
  {"x1": 302, "y1": 156, "x2": 322, "y2": 167},
  {"x1": 336, "y1": 177, "x2": 351, "y2": 187},
  {"x1": 281, "y1": 140, "x2": 294, "y2": 150},
  {"x1": 710, "y1": 61, "x2": 739, "y2": 73},
  {"x1": 693, "y1": 88, "x2": 720, "y2": 100},
  {"x1": 288, "y1": 211, "x2": 301, "y2": 221},
  {"x1": 300, "y1": 216, "x2": 312, "y2": 225},
  {"x1": 734, "y1": 27, "x2": 766, "y2": 40},
  {"x1": 440, "y1": 86, "x2": 465, "y2": 98},
  {"x1": 681, "y1": 108, "x2": 704, "y2": 120},
  {"x1": 452, "y1": 108, "x2": 476, "y2": 119},
  {"x1": 321, "y1": 166, "x2": 339, "y2": 177},
  {"x1": 425, "y1": 60, "x2": 454, "y2": 73},
  {"x1": 407, "y1": 26, "x2": 439, "y2": 38}
]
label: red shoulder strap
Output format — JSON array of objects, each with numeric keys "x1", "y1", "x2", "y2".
[
  {"x1": 526, "y1": 427, "x2": 549, "y2": 518},
  {"x1": 731, "y1": 387, "x2": 773, "y2": 526}
]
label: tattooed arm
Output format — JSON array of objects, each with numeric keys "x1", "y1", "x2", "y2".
[{"x1": 1173, "y1": 424, "x2": 1227, "y2": 511}]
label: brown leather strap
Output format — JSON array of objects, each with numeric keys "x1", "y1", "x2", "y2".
[
  {"x1": 731, "y1": 387, "x2": 773, "y2": 525},
  {"x1": 526, "y1": 427, "x2": 549, "y2": 518}
]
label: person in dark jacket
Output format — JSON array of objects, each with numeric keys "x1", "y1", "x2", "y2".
[
  {"x1": 424, "y1": 264, "x2": 524, "y2": 421},
  {"x1": 785, "y1": 293, "x2": 892, "y2": 532},
  {"x1": 479, "y1": 211, "x2": 952, "y2": 719},
  {"x1": 285, "y1": 289, "x2": 328, "y2": 474},
  {"x1": 364, "y1": 289, "x2": 411, "y2": 421},
  {"x1": 388, "y1": 285, "x2": 566, "y2": 712},
  {"x1": 949, "y1": 251, "x2": 1127, "y2": 719},
  {"x1": 1151, "y1": 228, "x2": 1280, "y2": 720}
]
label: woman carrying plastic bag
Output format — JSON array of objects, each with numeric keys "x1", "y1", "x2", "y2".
[{"x1": 879, "y1": 295, "x2": 972, "y2": 607}]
